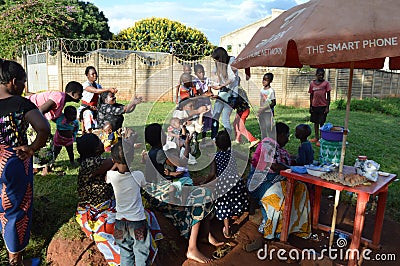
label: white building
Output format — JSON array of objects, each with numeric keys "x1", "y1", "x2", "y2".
[{"x1": 219, "y1": 9, "x2": 285, "y2": 56}]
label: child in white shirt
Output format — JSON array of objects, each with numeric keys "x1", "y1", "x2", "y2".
[{"x1": 106, "y1": 138, "x2": 150, "y2": 266}]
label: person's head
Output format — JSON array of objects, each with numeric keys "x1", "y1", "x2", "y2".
[
  {"x1": 262, "y1": 73, "x2": 274, "y2": 87},
  {"x1": 0, "y1": 59, "x2": 26, "y2": 96},
  {"x1": 65, "y1": 81, "x2": 83, "y2": 103},
  {"x1": 111, "y1": 139, "x2": 127, "y2": 165},
  {"x1": 180, "y1": 73, "x2": 193, "y2": 88},
  {"x1": 211, "y1": 47, "x2": 229, "y2": 64},
  {"x1": 215, "y1": 130, "x2": 231, "y2": 151},
  {"x1": 145, "y1": 123, "x2": 165, "y2": 148},
  {"x1": 76, "y1": 133, "x2": 104, "y2": 159},
  {"x1": 100, "y1": 91, "x2": 116, "y2": 105},
  {"x1": 276, "y1": 122, "x2": 290, "y2": 147},
  {"x1": 316, "y1": 68, "x2": 325, "y2": 81},
  {"x1": 295, "y1": 124, "x2": 312, "y2": 141},
  {"x1": 85, "y1": 66, "x2": 97, "y2": 83},
  {"x1": 182, "y1": 64, "x2": 192, "y2": 75},
  {"x1": 103, "y1": 121, "x2": 113, "y2": 134},
  {"x1": 178, "y1": 98, "x2": 194, "y2": 111},
  {"x1": 194, "y1": 64, "x2": 205, "y2": 80},
  {"x1": 170, "y1": 117, "x2": 181, "y2": 129},
  {"x1": 164, "y1": 148, "x2": 180, "y2": 167},
  {"x1": 64, "y1": 105, "x2": 77, "y2": 122}
]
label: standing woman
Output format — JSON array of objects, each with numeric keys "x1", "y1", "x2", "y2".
[
  {"x1": 210, "y1": 47, "x2": 240, "y2": 139},
  {"x1": 27, "y1": 81, "x2": 83, "y2": 175},
  {"x1": 79, "y1": 66, "x2": 117, "y2": 133},
  {"x1": 0, "y1": 60, "x2": 50, "y2": 265}
]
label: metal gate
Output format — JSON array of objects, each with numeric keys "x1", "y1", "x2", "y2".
[{"x1": 27, "y1": 52, "x2": 48, "y2": 93}]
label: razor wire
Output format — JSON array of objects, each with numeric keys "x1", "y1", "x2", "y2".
[{"x1": 22, "y1": 38, "x2": 214, "y2": 60}]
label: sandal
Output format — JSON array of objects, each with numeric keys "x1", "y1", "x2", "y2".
[
  {"x1": 212, "y1": 243, "x2": 233, "y2": 259},
  {"x1": 243, "y1": 237, "x2": 264, "y2": 252}
]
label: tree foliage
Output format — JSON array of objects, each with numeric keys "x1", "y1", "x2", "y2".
[
  {"x1": 114, "y1": 17, "x2": 215, "y2": 60},
  {"x1": 0, "y1": 0, "x2": 112, "y2": 59}
]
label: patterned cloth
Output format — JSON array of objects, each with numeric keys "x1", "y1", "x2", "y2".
[
  {"x1": 0, "y1": 96, "x2": 37, "y2": 253},
  {"x1": 258, "y1": 180, "x2": 311, "y2": 240},
  {"x1": 144, "y1": 181, "x2": 214, "y2": 238},
  {"x1": 214, "y1": 150, "x2": 248, "y2": 220},
  {"x1": 77, "y1": 156, "x2": 114, "y2": 207},
  {"x1": 97, "y1": 103, "x2": 125, "y2": 131},
  {"x1": 76, "y1": 201, "x2": 162, "y2": 266}
]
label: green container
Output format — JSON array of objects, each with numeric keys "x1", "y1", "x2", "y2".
[{"x1": 319, "y1": 139, "x2": 342, "y2": 164}]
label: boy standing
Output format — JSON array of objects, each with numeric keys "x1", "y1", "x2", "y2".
[
  {"x1": 309, "y1": 68, "x2": 331, "y2": 147},
  {"x1": 106, "y1": 138, "x2": 150, "y2": 266}
]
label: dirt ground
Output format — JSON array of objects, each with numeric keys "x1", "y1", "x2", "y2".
[
  {"x1": 47, "y1": 195, "x2": 400, "y2": 266},
  {"x1": 167, "y1": 196, "x2": 400, "y2": 266}
]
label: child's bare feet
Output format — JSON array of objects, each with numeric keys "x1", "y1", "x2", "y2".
[
  {"x1": 186, "y1": 247, "x2": 212, "y2": 263},
  {"x1": 208, "y1": 233, "x2": 224, "y2": 247}
]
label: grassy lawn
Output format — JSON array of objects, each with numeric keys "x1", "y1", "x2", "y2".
[{"x1": 0, "y1": 98, "x2": 399, "y2": 265}]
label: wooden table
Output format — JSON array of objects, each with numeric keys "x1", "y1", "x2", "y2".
[{"x1": 279, "y1": 166, "x2": 397, "y2": 265}]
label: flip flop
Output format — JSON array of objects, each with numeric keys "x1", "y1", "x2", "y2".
[
  {"x1": 212, "y1": 243, "x2": 233, "y2": 259},
  {"x1": 243, "y1": 237, "x2": 264, "y2": 252}
]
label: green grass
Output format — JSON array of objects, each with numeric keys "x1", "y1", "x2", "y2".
[{"x1": 1, "y1": 98, "x2": 399, "y2": 265}]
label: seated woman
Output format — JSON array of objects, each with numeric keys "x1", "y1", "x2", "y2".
[
  {"x1": 248, "y1": 122, "x2": 311, "y2": 240},
  {"x1": 143, "y1": 123, "x2": 223, "y2": 264}
]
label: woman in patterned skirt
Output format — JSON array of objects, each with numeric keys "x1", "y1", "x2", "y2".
[{"x1": 0, "y1": 60, "x2": 50, "y2": 265}]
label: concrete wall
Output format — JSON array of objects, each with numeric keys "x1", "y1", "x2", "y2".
[{"x1": 29, "y1": 50, "x2": 400, "y2": 107}]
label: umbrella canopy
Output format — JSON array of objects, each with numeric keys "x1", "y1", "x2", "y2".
[
  {"x1": 233, "y1": 0, "x2": 400, "y2": 256},
  {"x1": 234, "y1": 0, "x2": 400, "y2": 70},
  {"x1": 233, "y1": 0, "x2": 400, "y2": 172}
]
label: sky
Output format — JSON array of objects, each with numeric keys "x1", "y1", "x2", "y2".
[{"x1": 87, "y1": 0, "x2": 308, "y2": 45}]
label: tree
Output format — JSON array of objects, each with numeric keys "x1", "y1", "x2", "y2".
[
  {"x1": 113, "y1": 17, "x2": 215, "y2": 60},
  {"x1": 0, "y1": 0, "x2": 112, "y2": 59}
]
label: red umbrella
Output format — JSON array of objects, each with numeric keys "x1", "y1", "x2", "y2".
[{"x1": 233, "y1": 0, "x2": 400, "y2": 251}]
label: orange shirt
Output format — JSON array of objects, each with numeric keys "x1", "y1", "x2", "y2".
[{"x1": 179, "y1": 85, "x2": 197, "y2": 101}]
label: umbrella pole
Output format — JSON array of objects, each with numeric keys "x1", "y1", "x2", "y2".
[
  {"x1": 329, "y1": 190, "x2": 341, "y2": 247},
  {"x1": 330, "y1": 62, "x2": 354, "y2": 247},
  {"x1": 338, "y1": 62, "x2": 354, "y2": 176}
]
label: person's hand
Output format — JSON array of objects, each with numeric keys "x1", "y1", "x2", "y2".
[
  {"x1": 132, "y1": 96, "x2": 143, "y2": 105},
  {"x1": 324, "y1": 106, "x2": 330, "y2": 114},
  {"x1": 204, "y1": 91, "x2": 213, "y2": 97},
  {"x1": 13, "y1": 145, "x2": 34, "y2": 160},
  {"x1": 109, "y1": 88, "x2": 118, "y2": 94},
  {"x1": 309, "y1": 107, "x2": 313, "y2": 113},
  {"x1": 164, "y1": 169, "x2": 170, "y2": 176},
  {"x1": 197, "y1": 105, "x2": 207, "y2": 114}
]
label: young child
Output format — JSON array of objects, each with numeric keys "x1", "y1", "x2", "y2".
[
  {"x1": 164, "y1": 139, "x2": 193, "y2": 203},
  {"x1": 178, "y1": 73, "x2": 197, "y2": 103},
  {"x1": 101, "y1": 121, "x2": 118, "y2": 152},
  {"x1": 53, "y1": 106, "x2": 79, "y2": 165},
  {"x1": 309, "y1": 68, "x2": 331, "y2": 147},
  {"x1": 175, "y1": 64, "x2": 193, "y2": 104},
  {"x1": 257, "y1": 72, "x2": 277, "y2": 139},
  {"x1": 293, "y1": 124, "x2": 314, "y2": 166},
  {"x1": 193, "y1": 64, "x2": 213, "y2": 139},
  {"x1": 205, "y1": 130, "x2": 248, "y2": 238},
  {"x1": 79, "y1": 105, "x2": 98, "y2": 134},
  {"x1": 167, "y1": 117, "x2": 182, "y2": 146},
  {"x1": 106, "y1": 139, "x2": 151, "y2": 266}
]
